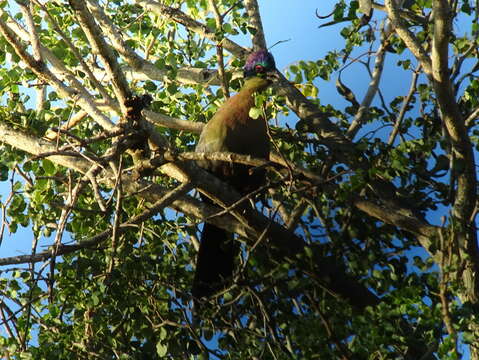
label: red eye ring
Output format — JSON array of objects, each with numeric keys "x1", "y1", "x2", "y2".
[{"x1": 255, "y1": 64, "x2": 265, "y2": 73}]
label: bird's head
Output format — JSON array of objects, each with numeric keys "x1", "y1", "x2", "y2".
[{"x1": 243, "y1": 50, "x2": 277, "y2": 82}]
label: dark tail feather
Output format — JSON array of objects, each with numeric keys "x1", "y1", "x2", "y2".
[{"x1": 192, "y1": 223, "x2": 235, "y2": 300}]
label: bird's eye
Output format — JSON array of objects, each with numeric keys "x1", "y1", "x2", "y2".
[{"x1": 255, "y1": 64, "x2": 265, "y2": 73}]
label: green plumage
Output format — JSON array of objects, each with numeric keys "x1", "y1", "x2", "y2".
[
  {"x1": 195, "y1": 77, "x2": 270, "y2": 190},
  {"x1": 193, "y1": 51, "x2": 276, "y2": 301}
]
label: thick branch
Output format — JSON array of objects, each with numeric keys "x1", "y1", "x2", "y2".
[
  {"x1": 244, "y1": 0, "x2": 267, "y2": 50},
  {"x1": 69, "y1": 0, "x2": 131, "y2": 114},
  {"x1": 384, "y1": 0, "x2": 432, "y2": 76},
  {"x1": 0, "y1": 122, "x2": 90, "y2": 174},
  {"x1": 18, "y1": 0, "x2": 41, "y2": 61},
  {"x1": 114, "y1": 65, "x2": 225, "y2": 85},
  {"x1": 354, "y1": 199, "x2": 436, "y2": 249},
  {"x1": 431, "y1": 0, "x2": 477, "y2": 223},
  {"x1": 372, "y1": 2, "x2": 427, "y2": 24},
  {"x1": 143, "y1": 110, "x2": 203, "y2": 133},
  {"x1": 431, "y1": 0, "x2": 479, "y2": 312}
]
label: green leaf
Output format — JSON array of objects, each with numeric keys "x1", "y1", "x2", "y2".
[
  {"x1": 159, "y1": 327, "x2": 167, "y2": 340},
  {"x1": 156, "y1": 342, "x2": 167, "y2": 357},
  {"x1": 42, "y1": 159, "x2": 56, "y2": 176},
  {"x1": 249, "y1": 107, "x2": 262, "y2": 119},
  {"x1": 0, "y1": 163, "x2": 8, "y2": 181}
]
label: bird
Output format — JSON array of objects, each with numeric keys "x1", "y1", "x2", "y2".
[{"x1": 192, "y1": 50, "x2": 276, "y2": 302}]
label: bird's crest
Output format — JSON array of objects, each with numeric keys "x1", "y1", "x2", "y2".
[{"x1": 243, "y1": 50, "x2": 276, "y2": 78}]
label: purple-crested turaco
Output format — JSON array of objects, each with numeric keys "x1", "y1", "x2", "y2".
[{"x1": 192, "y1": 50, "x2": 276, "y2": 301}]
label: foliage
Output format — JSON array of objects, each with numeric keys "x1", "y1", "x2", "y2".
[{"x1": 0, "y1": 0, "x2": 478, "y2": 359}]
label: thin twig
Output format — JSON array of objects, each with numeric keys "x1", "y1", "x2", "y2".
[
  {"x1": 388, "y1": 64, "x2": 420, "y2": 145},
  {"x1": 108, "y1": 156, "x2": 124, "y2": 274},
  {"x1": 21, "y1": 233, "x2": 40, "y2": 351}
]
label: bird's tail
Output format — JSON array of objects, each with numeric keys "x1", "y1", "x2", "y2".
[{"x1": 192, "y1": 223, "x2": 235, "y2": 300}]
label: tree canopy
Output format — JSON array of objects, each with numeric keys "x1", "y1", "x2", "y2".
[{"x1": 0, "y1": 0, "x2": 478, "y2": 359}]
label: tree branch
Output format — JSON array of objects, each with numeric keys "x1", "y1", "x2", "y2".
[
  {"x1": 17, "y1": 0, "x2": 41, "y2": 61},
  {"x1": 431, "y1": 0, "x2": 479, "y2": 315},
  {"x1": 143, "y1": 109, "x2": 204, "y2": 133},
  {"x1": 347, "y1": 23, "x2": 389, "y2": 138},
  {"x1": 384, "y1": 0, "x2": 432, "y2": 76},
  {"x1": 388, "y1": 64, "x2": 420, "y2": 145},
  {"x1": 208, "y1": 0, "x2": 230, "y2": 98},
  {"x1": 431, "y1": 0, "x2": 477, "y2": 224},
  {"x1": 243, "y1": 0, "x2": 267, "y2": 50},
  {"x1": 69, "y1": 0, "x2": 131, "y2": 115},
  {"x1": 372, "y1": 1, "x2": 427, "y2": 24}
]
